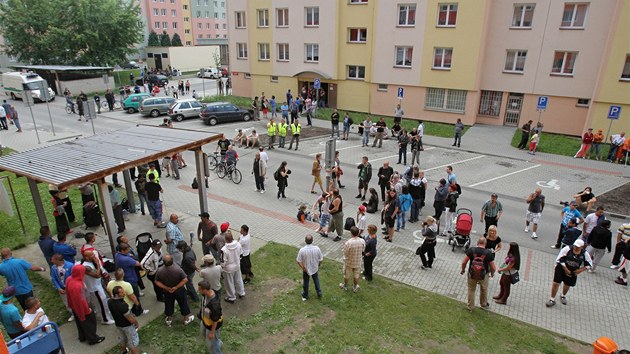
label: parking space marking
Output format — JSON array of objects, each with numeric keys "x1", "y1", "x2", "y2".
[
  {"x1": 532, "y1": 158, "x2": 623, "y2": 176},
  {"x1": 309, "y1": 143, "x2": 364, "y2": 155},
  {"x1": 424, "y1": 155, "x2": 486, "y2": 172},
  {"x1": 469, "y1": 164, "x2": 541, "y2": 187},
  {"x1": 370, "y1": 154, "x2": 400, "y2": 163}
]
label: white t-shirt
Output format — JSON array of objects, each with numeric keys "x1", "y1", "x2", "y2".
[
  {"x1": 239, "y1": 234, "x2": 251, "y2": 257},
  {"x1": 260, "y1": 151, "x2": 269, "y2": 164},
  {"x1": 357, "y1": 214, "x2": 368, "y2": 237},
  {"x1": 21, "y1": 308, "x2": 49, "y2": 329},
  {"x1": 584, "y1": 213, "x2": 604, "y2": 235},
  {"x1": 81, "y1": 261, "x2": 101, "y2": 292}
]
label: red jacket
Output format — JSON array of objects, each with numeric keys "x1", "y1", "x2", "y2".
[{"x1": 582, "y1": 132, "x2": 594, "y2": 144}]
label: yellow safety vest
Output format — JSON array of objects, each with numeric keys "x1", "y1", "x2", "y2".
[
  {"x1": 278, "y1": 123, "x2": 288, "y2": 137},
  {"x1": 267, "y1": 122, "x2": 277, "y2": 135},
  {"x1": 146, "y1": 170, "x2": 160, "y2": 184},
  {"x1": 291, "y1": 123, "x2": 301, "y2": 135}
]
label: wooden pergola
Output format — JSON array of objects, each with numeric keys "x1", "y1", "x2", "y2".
[{"x1": 0, "y1": 125, "x2": 220, "y2": 255}]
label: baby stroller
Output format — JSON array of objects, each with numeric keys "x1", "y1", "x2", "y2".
[
  {"x1": 135, "y1": 232, "x2": 154, "y2": 261},
  {"x1": 448, "y1": 208, "x2": 472, "y2": 252}
]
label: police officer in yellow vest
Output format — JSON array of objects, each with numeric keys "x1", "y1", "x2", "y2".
[
  {"x1": 267, "y1": 118, "x2": 277, "y2": 149},
  {"x1": 288, "y1": 118, "x2": 302, "y2": 151},
  {"x1": 277, "y1": 118, "x2": 288, "y2": 148}
]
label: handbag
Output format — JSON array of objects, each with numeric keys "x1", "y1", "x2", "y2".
[{"x1": 510, "y1": 271, "x2": 520, "y2": 285}]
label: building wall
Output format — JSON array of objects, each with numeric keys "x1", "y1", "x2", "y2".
[
  {"x1": 143, "y1": 0, "x2": 185, "y2": 42},
  {"x1": 145, "y1": 46, "x2": 220, "y2": 72}
]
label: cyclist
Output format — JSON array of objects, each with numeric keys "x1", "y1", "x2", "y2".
[
  {"x1": 215, "y1": 134, "x2": 230, "y2": 161},
  {"x1": 65, "y1": 91, "x2": 75, "y2": 114},
  {"x1": 225, "y1": 145, "x2": 239, "y2": 169}
]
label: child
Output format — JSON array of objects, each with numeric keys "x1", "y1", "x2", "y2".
[
  {"x1": 356, "y1": 205, "x2": 368, "y2": 239},
  {"x1": 297, "y1": 204, "x2": 313, "y2": 223},
  {"x1": 396, "y1": 185, "x2": 413, "y2": 231},
  {"x1": 529, "y1": 132, "x2": 539, "y2": 155}
]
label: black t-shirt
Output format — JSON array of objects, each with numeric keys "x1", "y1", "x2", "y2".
[
  {"x1": 331, "y1": 112, "x2": 340, "y2": 125},
  {"x1": 108, "y1": 298, "x2": 133, "y2": 328},
  {"x1": 485, "y1": 237, "x2": 502, "y2": 251},
  {"x1": 522, "y1": 123, "x2": 531, "y2": 135},
  {"x1": 376, "y1": 121, "x2": 386, "y2": 132},
  {"x1": 465, "y1": 247, "x2": 493, "y2": 272},
  {"x1": 145, "y1": 182, "x2": 161, "y2": 201},
  {"x1": 578, "y1": 192, "x2": 595, "y2": 203},
  {"x1": 201, "y1": 295, "x2": 223, "y2": 330},
  {"x1": 217, "y1": 139, "x2": 230, "y2": 153}
]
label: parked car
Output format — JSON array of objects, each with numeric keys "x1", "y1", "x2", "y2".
[
  {"x1": 147, "y1": 74, "x2": 169, "y2": 87},
  {"x1": 122, "y1": 61, "x2": 140, "y2": 69},
  {"x1": 168, "y1": 98, "x2": 204, "y2": 121},
  {"x1": 197, "y1": 68, "x2": 220, "y2": 79},
  {"x1": 139, "y1": 96, "x2": 176, "y2": 117},
  {"x1": 200, "y1": 102, "x2": 252, "y2": 126},
  {"x1": 122, "y1": 93, "x2": 151, "y2": 113}
]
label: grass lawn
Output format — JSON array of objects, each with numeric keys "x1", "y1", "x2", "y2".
[
  {"x1": 201, "y1": 95, "x2": 465, "y2": 139},
  {"x1": 107, "y1": 242, "x2": 588, "y2": 354},
  {"x1": 510, "y1": 129, "x2": 588, "y2": 157}
]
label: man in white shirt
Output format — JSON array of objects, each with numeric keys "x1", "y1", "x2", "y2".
[
  {"x1": 583, "y1": 207, "x2": 606, "y2": 241},
  {"x1": 0, "y1": 105, "x2": 7, "y2": 130},
  {"x1": 21, "y1": 297, "x2": 49, "y2": 331},
  {"x1": 81, "y1": 251, "x2": 115, "y2": 325},
  {"x1": 607, "y1": 132, "x2": 626, "y2": 162},
  {"x1": 221, "y1": 233, "x2": 245, "y2": 303},
  {"x1": 238, "y1": 225, "x2": 253, "y2": 283},
  {"x1": 417, "y1": 121, "x2": 425, "y2": 149},
  {"x1": 296, "y1": 235, "x2": 324, "y2": 301}
]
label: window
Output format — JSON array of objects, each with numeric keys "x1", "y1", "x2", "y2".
[
  {"x1": 185, "y1": 29, "x2": 190, "y2": 34},
  {"x1": 222, "y1": 13, "x2": 226, "y2": 19},
  {"x1": 171, "y1": 9, "x2": 176, "y2": 17},
  {"x1": 207, "y1": 34, "x2": 212, "y2": 38},
  {"x1": 377, "y1": 84, "x2": 388, "y2": 91},
  {"x1": 551, "y1": 51, "x2": 577, "y2": 75},
  {"x1": 504, "y1": 50, "x2": 527, "y2": 72},
  {"x1": 237, "y1": 43, "x2": 248, "y2": 59},
  {"x1": 214, "y1": 24, "x2": 218, "y2": 29},
  {"x1": 205, "y1": 11, "x2": 210, "y2": 18},
  {"x1": 183, "y1": 4, "x2": 188, "y2": 9},
  {"x1": 186, "y1": 41, "x2": 191, "y2": 45},
  {"x1": 153, "y1": 8, "x2": 158, "y2": 15},
  {"x1": 621, "y1": 54, "x2": 630, "y2": 80},
  {"x1": 512, "y1": 4, "x2": 534, "y2": 28},
  {"x1": 561, "y1": 3, "x2": 587, "y2": 28},
  {"x1": 214, "y1": 12, "x2": 218, "y2": 18},
  {"x1": 198, "y1": 34, "x2": 203, "y2": 39},
  {"x1": 305, "y1": 7, "x2": 319, "y2": 27},
  {"x1": 437, "y1": 3, "x2": 458, "y2": 27},
  {"x1": 348, "y1": 28, "x2": 367, "y2": 43},
  {"x1": 172, "y1": 22, "x2": 177, "y2": 29},
  {"x1": 244, "y1": 73, "x2": 251, "y2": 79},
  {"x1": 258, "y1": 43, "x2": 270, "y2": 60},
  {"x1": 221, "y1": 2, "x2": 225, "y2": 7},
  {"x1": 349, "y1": 0, "x2": 368, "y2": 3},
  {"x1": 277, "y1": 43, "x2": 289, "y2": 61},
  {"x1": 223, "y1": 24, "x2": 226, "y2": 29},
  {"x1": 395, "y1": 46, "x2": 413, "y2": 67},
  {"x1": 235, "y1": 11, "x2": 246, "y2": 28},
  {"x1": 347, "y1": 65, "x2": 366, "y2": 79},
  {"x1": 216, "y1": 34, "x2": 220, "y2": 38},
  {"x1": 161, "y1": 8, "x2": 166, "y2": 16},
  {"x1": 162, "y1": 22, "x2": 167, "y2": 28},
  {"x1": 277, "y1": 8, "x2": 289, "y2": 27},
  {"x1": 478, "y1": 91, "x2": 502, "y2": 117},
  {"x1": 576, "y1": 98, "x2": 590, "y2": 107},
  {"x1": 257, "y1": 9, "x2": 269, "y2": 27},
  {"x1": 425, "y1": 88, "x2": 467, "y2": 112},
  {"x1": 398, "y1": 4, "x2": 416, "y2": 26},
  {"x1": 433, "y1": 47, "x2": 452, "y2": 69},
  {"x1": 154, "y1": 21, "x2": 160, "y2": 29},
  {"x1": 197, "y1": 23, "x2": 202, "y2": 29},
  {"x1": 184, "y1": 17, "x2": 189, "y2": 22},
  {"x1": 305, "y1": 44, "x2": 319, "y2": 62},
  {"x1": 147, "y1": 53, "x2": 154, "y2": 58},
  {"x1": 196, "y1": 11, "x2": 201, "y2": 18},
  {"x1": 161, "y1": 53, "x2": 168, "y2": 58},
  {"x1": 271, "y1": 76, "x2": 279, "y2": 82}
]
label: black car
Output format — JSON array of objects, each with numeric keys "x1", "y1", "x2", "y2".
[
  {"x1": 200, "y1": 102, "x2": 253, "y2": 126},
  {"x1": 122, "y1": 61, "x2": 140, "y2": 69},
  {"x1": 147, "y1": 74, "x2": 169, "y2": 87}
]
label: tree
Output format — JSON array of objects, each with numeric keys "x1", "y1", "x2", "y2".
[
  {"x1": 171, "y1": 33, "x2": 183, "y2": 46},
  {"x1": 148, "y1": 31, "x2": 160, "y2": 47},
  {"x1": 160, "y1": 31, "x2": 171, "y2": 47},
  {"x1": 0, "y1": 0, "x2": 142, "y2": 66}
]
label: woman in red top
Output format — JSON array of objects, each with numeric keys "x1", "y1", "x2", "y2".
[{"x1": 574, "y1": 128, "x2": 594, "y2": 159}]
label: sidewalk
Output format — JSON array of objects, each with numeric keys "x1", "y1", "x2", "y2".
[{"x1": 0, "y1": 129, "x2": 80, "y2": 153}]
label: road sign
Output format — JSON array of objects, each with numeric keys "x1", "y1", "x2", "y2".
[
  {"x1": 397, "y1": 87, "x2": 404, "y2": 99},
  {"x1": 314, "y1": 78, "x2": 321, "y2": 89},
  {"x1": 608, "y1": 105, "x2": 621, "y2": 120},
  {"x1": 537, "y1": 96, "x2": 548, "y2": 110}
]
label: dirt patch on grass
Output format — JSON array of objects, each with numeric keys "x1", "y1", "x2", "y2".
[
  {"x1": 223, "y1": 278, "x2": 295, "y2": 319},
  {"x1": 248, "y1": 308, "x2": 336, "y2": 353},
  {"x1": 596, "y1": 181, "x2": 630, "y2": 217}
]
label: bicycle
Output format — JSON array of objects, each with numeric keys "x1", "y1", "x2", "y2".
[
  {"x1": 101, "y1": 100, "x2": 122, "y2": 110},
  {"x1": 65, "y1": 102, "x2": 76, "y2": 114},
  {"x1": 216, "y1": 161, "x2": 242, "y2": 184},
  {"x1": 208, "y1": 151, "x2": 222, "y2": 171}
]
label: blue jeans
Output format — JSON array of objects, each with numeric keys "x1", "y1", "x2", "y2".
[
  {"x1": 410, "y1": 198, "x2": 423, "y2": 222},
  {"x1": 138, "y1": 192, "x2": 148, "y2": 214},
  {"x1": 331, "y1": 124, "x2": 340, "y2": 138},
  {"x1": 362, "y1": 131, "x2": 369, "y2": 146},
  {"x1": 302, "y1": 271, "x2": 322, "y2": 299},
  {"x1": 147, "y1": 199, "x2": 162, "y2": 222},
  {"x1": 201, "y1": 322, "x2": 222, "y2": 354},
  {"x1": 396, "y1": 212, "x2": 407, "y2": 230}
]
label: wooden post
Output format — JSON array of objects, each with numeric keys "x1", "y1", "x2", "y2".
[
  {"x1": 96, "y1": 179, "x2": 117, "y2": 257},
  {"x1": 122, "y1": 169, "x2": 136, "y2": 213},
  {"x1": 195, "y1": 149, "x2": 208, "y2": 213},
  {"x1": 27, "y1": 178, "x2": 48, "y2": 228}
]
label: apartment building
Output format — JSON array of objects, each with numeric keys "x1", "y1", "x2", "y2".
[{"x1": 227, "y1": 0, "x2": 630, "y2": 136}]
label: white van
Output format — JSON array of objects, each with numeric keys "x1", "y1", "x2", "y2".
[{"x1": 2, "y1": 71, "x2": 55, "y2": 102}]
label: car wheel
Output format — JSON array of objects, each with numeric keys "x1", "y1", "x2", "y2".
[
  {"x1": 175, "y1": 114, "x2": 184, "y2": 122},
  {"x1": 127, "y1": 107, "x2": 136, "y2": 114},
  {"x1": 209, "y1": 117, "x2": 218, "y2": 126},
  {"x1": 150, "y1": 110, "x2": 160, "y2": 118},
  {"x1": 242, "y1": 113, "x2": 251, "y2": 122}
]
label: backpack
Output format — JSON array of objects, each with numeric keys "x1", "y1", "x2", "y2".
[
  {"x1": 469, "y1": 251, "x2": 487, "y2": 280},
  {"x1": 344, "y1": 217, "x2": 356, "y2": 231},
  {"x1": 192, "y1": 178, "x2": 199, "y2": 189},
  {"x1": 273, "y1": 169, "x2": 280, "y2": 181}
]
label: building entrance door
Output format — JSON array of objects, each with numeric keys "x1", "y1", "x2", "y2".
[{"x1": 504, "y1": 93, "x2": 523, "y2": 126}]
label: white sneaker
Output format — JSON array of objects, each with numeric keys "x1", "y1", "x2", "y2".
[
  {"x1": 339, "y1": 283, "x2": 347, "y2": 291},
  {"x1": 102, "y1": 319, "x2": 115, "y2": 325},
  {"x1": 165, "y1": 318, "x2": 172, "y2": 327},
  {"x1": 68, "y1": 315, "x2": 74, "y2": 322},
  {"x1": 184, "y1": 314, "x2": 195, "y2": 325},
  {"x1": 353, "y1": 285, "x2": 360, "y2": 293},
  {"x1": 610, "y1": 265, "x2": 619, "y2": 270},
  {"x1": 532, "y1": 232, "x2": 538, "y2": 239},
  {"x1": 254, "y1": 189, "x2": 260, "y2": 192},
  {"x1": 139, "y1": 291, "x2": 145, "y2": 297},
  {"x1": 142, "y1": 309, "x2": 150, "y2": 315},
  {"x1": 524, "y1": 227, "x2": 529, "y2": 233},
  {"x1": 260, "y1": 190, "x2": 264, "y2": 194}
]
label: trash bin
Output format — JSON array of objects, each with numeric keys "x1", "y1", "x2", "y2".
[{"x1": 593, "y1": 337, "x2": 618, "y2": 354}]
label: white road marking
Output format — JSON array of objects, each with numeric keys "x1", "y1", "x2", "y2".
[
  {"x1": 369, "y1": 154, "x2": 400, "y2": 163},
  {"x1": 469, "y1": 164, "x2": 541, "y2": 187},
  {"x1": 424, "y1": 155, "x2": 486, "y2": 172}
]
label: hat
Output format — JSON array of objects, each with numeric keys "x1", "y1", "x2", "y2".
[
  {"x1": 152, "y1": 239, "x2": 162, "y2": 246},
  {"x1": 573, "y1": 239, "x2": 585, "y2": 248},
  {"x1": 569, "y1": 201, "x2": 578, "y2": 206},
  {"x1": 199, "y1": 212, "x2": 210, "y2": 218},
  {"x1": 220, "y1": 222, "x2": 230, "y2": 232},
  {"x1": 0, "y1": 286, "x2": 15, "y2": 302},
  {"x1": 358, "y1": 205, "x2": 366, "y2": 212},
  {"x1": 202, "y1": 254, "x2": 215, "y2": 264}
]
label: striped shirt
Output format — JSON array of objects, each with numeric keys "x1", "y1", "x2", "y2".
[
  {"x1": 618, "y1": 223, "x2": 630, "y2": 240},
  {"x1": 297, "y1": 244, "x2": 323, "y2": 276}
]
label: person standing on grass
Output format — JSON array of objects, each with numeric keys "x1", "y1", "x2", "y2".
[
  {"x1": 310, "y1": 153, "x2": 325, "y2": 195},
  {"x1": 221, "y1": 232, "x2": 246, "y2": 303},
  {"x1": 38, "y1": 226, "x2": 55, "y2": 268},
  {"x1": 200, "y1": 254, "x2": 222, "y2": 301},
  {"x1": 66, "y1": 264, "x2": 106, "y2": 345},
  {"x1": 525, "y1": 188, "x2": 545, "y2": 240},
  {"x1": 460, "y1": 237, "x2": 496, "y2": 312},
  {"x1": 453, "y1": 119, "x2": 464, "y2": 147},
  {"x1": 0, "y1": 286, "x2": 24, "y2": 339},
  {"x1": 297, "y1": 235, "x2": 324, "y2": 301},
  {"x1": 517, "y1": 120, "x2": 533, "y2": 149},
  {"x1": 417, "y1": 216, "x2": 438, "y2": 270},
  {"x1": 574, "y1": 128, "x2": 594, "y2": 159},
  {"x1": 339, "y1": 227, "x2": 365, "y2": 293},
  {"x1": 198, "y1": 280, "x2": 224, "y2": 354},
  {"x1": 588, "y1": 129, "x2": 605, "y2": 160},
  {"x1": 394, "y1": 103, "x2": 404, "y2": 126},
  {"x1": 586, "y1": 220, "x2": 612, "y2": 272},
  {"x1": 50, "y1": 254, "x2": 75, "y2": 322},
  {"x1": 545, "y1": 239, "x2": 591, "y2": 308},
  {"x1": 362, "y1": 225, "x2": 378, "y2": 281},
  {"x1": 239, "y1": 225, "x2": 254, "y2": 284},
  {"x1": 155, "y1": 255, "x2": 195, "y2": 327},
  {"x1": 493, "y1": 242, "x2": 520, "y2": 305},
  {"x1": 108, "y1": 286, "x2": 141, "y2": 354},
  {"x1": 0, "y1": 248, "x2": 46, "y2": 312}
]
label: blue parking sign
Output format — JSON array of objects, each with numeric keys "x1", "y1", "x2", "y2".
[
  {"x1": 537, "y1": 96, "x2": 548, "y2": 110},
  {"x1": 397, "y1": 87, "x2": 404, "y2": 99},
  {"x1": 314, "y1": 78, "x2": 321, "y2": 89},
  {"x1": 608, "y1": 105, "x2": 621, "y2": 120}
]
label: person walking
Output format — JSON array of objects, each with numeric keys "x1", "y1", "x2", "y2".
[
  {"x1": 275, "y1": 161, "x2": 289, "y2": 200},
  {"x1": 453, "y1": 118, "x2": 464, "y2": 147},
  {"x1": 480, "y1": 193, "x2": 503, "y2": 236},
  {"x1": 310, "y1": 153, "x2": 325, "y2": 195},
  {"x1": 253, "y1": 152, "x2": 266, "y2": 193},
  {"x1": 493, "y1": 242, "x2": 520, "y2": 305},
  {"x1": 460, "y1": 237, "x2": 496, "y2": 312},
  {"x1": 362, "y1": 225, "x2": 378, "y2": 281},
  {"x1": 66, "y1": 264, "x2": 106, "y2": 345},
  {"x1": 525, "y1": 188, "x2": 545, "y2": 239},
  {"x1": 221, "y1": 232, "x2": 246, "y2": 303},
  {"x1": 296, "y1": 235, "x2": 324, "y2": 301},
  {"x1": 154, "y1": 255, "x2": 195, "y2": 327},
  {"x1": 339, "y1": 227, "x2": 366, "y2": 293},
  {"x1": 326, "y1": 189, "x2": 345, "y2": 242},
  {"x1": 198, "y1": 281, "x2": 224, "y2": 354},
  {"x1": 545, "y1": 239, "x2": 592, "y2": 308},
  {"x1": 0, "y1": 103, "x2": 7, "y2": 130},
  {"x1": 9, "y1": 106, "x2": 21, "y2": 132},
  {"x1": 417, "y1": 216, "x2": 438, "y2": 269},
  {"x1": 108, "y1": 286, "x2": 141, "y2": 354}
]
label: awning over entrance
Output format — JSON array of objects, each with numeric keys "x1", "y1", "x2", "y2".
[{"x1": 293, "y1": 70, "x2": 332, "y2": 80}]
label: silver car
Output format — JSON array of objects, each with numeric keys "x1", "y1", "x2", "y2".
[
  {"x1": 139, "y1": 97, "x2": 176, "y2": 117},
  {"x1": 168, "y1": 98, "x2": 204, "y2": 121}
]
